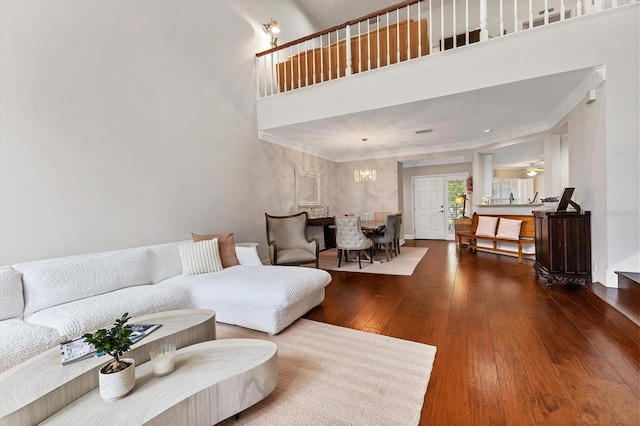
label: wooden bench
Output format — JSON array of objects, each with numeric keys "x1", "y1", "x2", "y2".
[{"x1": 456, "y1": 213, "x2": 535, "y2": 263}]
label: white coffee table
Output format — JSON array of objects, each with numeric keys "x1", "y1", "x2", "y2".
[
  {"x1": 0, "y1": 309, "x2": 216, "y2": 426},
  {"x1": 41, "y1": 339, "x2": 278, "y2": 425}
]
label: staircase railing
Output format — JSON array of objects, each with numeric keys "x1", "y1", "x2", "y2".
[{"x1": 255, "y1": 0, "x2": 635, "y2": 98}]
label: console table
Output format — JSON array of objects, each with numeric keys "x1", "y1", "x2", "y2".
[{"x1": 533, "y1": 210, "x2": 592, "y2": 286}]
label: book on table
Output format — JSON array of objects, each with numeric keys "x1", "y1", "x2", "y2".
[{"x1": 60, "y1": 323, "x2": 162, "y2": 365}]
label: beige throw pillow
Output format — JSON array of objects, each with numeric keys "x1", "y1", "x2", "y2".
[
  {"x1": 191, "y1": 232, "x2": 240, "y2": 268},
  {"x1": 179, "y1": 239, "x2": 223, "y2": 275},
  {"x1": 496, "y1": 218, "x2": 523, "y2": 240},
  {"x1": 475, "y1": 216, "x2": 499, "y2": 237}
]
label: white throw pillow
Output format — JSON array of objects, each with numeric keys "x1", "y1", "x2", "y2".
[
  {"x1": 496, "y1": 218, "x2": 523, "y2": 240},
  {"x1": 475, "y1": 216, "x2": 499, "y2": 237},
  {"x1": 179, "y1": 239, "x2": 223, "y2": 275}
]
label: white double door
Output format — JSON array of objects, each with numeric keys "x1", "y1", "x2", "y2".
[{"x1": 413, "y1": 176, "x2": 446, "y2": 240}]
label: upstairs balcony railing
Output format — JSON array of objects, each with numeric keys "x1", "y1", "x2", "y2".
[{"x1": 255, "y1": 0, "x2": 634, "y2": 98}]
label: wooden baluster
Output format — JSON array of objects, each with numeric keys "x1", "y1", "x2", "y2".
[
  {"x1": 480, "y1": 0, "x2": 488, "y2": 41},
  {"x1": 440, "y1": 0, "x2": 444, "y2": 51},
  {"x1": 367, "y1": 19, "x2": 371, "y2": 70},
  {"x1": 297, "y1": 44, "x2": 301, "y2": 89},
  {"x1": 417, "y1": 2, "x2": 422, "y2": 57},
  {"x1": 255, "y1": 56, "x2": 260, "y2": 98},
  {"x1": 320, "y1": 35, "x2": 324, "y2": 83},
  {"x1": 328, "y1": 33, "x2": 332, "y2": 80},
  {"x1": 358, "y1": 21, "x2": 362, "y2": 73},
  {"x1": 453, "y1": 0, "x2": 456, "y2": 48},
  {"x1": 500, "y1": 0, "x2": 504, "y2": 36},
  {"x1": 544, "y1": 0, "x2": 549, "y2": 25},
  {"x1": 335, "y1": 29, "x2": 340, "y2": 78},
  {"x1": 346, "y1": 24, "x2": 352, "y2": 76},
  {"x1": 466, "y1": 0, "x2": 470, "y2": 45},
  {"x1": 406, "y1": 4, "x2": 411, "y2": 59},
  {"x1": 312, "y1": 38, "x2": 316, "y2": 85},
  {"x1": 386, "y1": 11, "x2": 390, "y2": 65},
  {"x1": 396, "y1": 8, "x2": 400, "y2": 62},
  {"x1": 429, "y1": 0, "x2": 433, "y2": 54},
  {"x1": 376, "y1": 15, "x2": 381, "y2": 68}
]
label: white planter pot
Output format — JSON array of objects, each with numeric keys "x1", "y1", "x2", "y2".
[
  {"x1": 98, "y1": 358, "x2": 135, "y2": 400},
  {"x1": 543, "y1": 202, "x2": 558, "y2": 211}
]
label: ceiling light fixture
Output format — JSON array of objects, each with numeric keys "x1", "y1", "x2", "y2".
[
  {"x1": 483, "y1": 129, "x2": 492, "y2": 133},
  {"x1": 526, "y1": 169, "x2": 538, "y2": 177},
  {"x1": 354, "y1": 138, "x2": 377, "y2": 183},
  {"x1": 262, "y1": 18, "x2": 280, "y2": 48}
]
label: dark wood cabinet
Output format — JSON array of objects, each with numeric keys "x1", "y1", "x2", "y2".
[{"x1": 533, "y1": 210, "x2": 592, "y2": 286}]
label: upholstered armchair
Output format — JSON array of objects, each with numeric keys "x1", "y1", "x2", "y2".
[
  {"x1": 265, "y1": 212, "x2": 319, "y2": 268},
  {"x1": 335, "y1": 216, "x2": 374, "y2": 269},
  {"x1": 370, "y1": 214, "x2": 396, "y2": 262}
]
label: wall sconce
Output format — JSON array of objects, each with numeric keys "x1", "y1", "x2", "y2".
[
  {"x1": 263, "y1": 18, "x2": 280, "y2": 48},
  {"x1": 454, "y1": 194, "x2": 467, "y2": 218}
]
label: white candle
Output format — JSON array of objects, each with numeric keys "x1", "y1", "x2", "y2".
[{"x1": 151, "y1": 352, "x2": 174, "y2": 376}]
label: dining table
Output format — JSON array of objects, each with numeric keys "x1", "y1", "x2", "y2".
[{"x1": 360, "y1": 220, "x2": 386, "y2": 233}]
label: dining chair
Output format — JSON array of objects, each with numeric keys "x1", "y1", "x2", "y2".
[
  {"x1": 393, "y1": 213, "x2": 403, "y2": 256},
  {"x1": 370, "y1": 214, "x2": 396, "y2": 262},
  {"x1": 373, "y1": 211, "x2": 393, "y2": 222},
  {"x1": 265, "y1": 212, "x2": 319, "y2": 268},
  {"x1": 334, "y1": 216, "x2": 374, "y2": 269}
]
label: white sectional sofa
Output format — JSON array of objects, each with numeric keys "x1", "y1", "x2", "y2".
[{"x1": 0, "y1": 241, "x2": 331, "y2": 372}]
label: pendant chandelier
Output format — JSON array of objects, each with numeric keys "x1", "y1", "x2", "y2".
[{"x1": 354, "y1": 138, "x2": 377, "y2": 183}]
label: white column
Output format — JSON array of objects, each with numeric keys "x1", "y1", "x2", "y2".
[{"x1": 481, "y1": 154, "x2": 493, "y2": 199}]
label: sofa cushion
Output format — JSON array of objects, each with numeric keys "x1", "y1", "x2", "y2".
[
  {"x1": 147, "y1": 241, "x2": 186, "y2": 283},
  {"x1": 179, "y1": 239, "x2": 223, "y2": 275},
  {"x1": 160, "y1": 265, "x2": 331, "y2": 334},
  {"x1": 475, "y1": 216, "x2": 499, "y2": 237},
  {"x1": 0, "y1": 319, "x2": 61, "y2": 373},
  {"x1": 192, "y1": 233, "x2": 240, "y2": 268},
  {"x1": 0, "y1": 266, "x2": 24, "y2": 320},
  {"x1": 234, "y1": 244, "x2": 263, "y2": 266},
  {"x1": 14, "y1": 246, "x2": 155, "y2": 317},
  {"x1": 24, "y1": 284, "x2": 191, "y2": 341},
  {"x1": 496, "y1": 218, "x2": 523, "y2": 240}
]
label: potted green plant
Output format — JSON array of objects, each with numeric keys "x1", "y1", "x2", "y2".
[
  {"x1": 540, "y1": 196, "x2": 559, "y2": 210},
  {"x1": 83, "y1": 312, "x2": 136, "y2": 400}
]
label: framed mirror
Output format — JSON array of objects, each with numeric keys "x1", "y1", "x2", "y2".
[{"x1": 296, "y1": 170, "x2": 321, "y2": 207}]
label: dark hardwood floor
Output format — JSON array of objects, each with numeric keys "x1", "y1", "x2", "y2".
[{"x1": 305, "y1": 240, "x2": 640, "y2": 425}]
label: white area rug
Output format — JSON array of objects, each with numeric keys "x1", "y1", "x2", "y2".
[
  {"x1": 216, "y1": 319, "x2": 437, "y2": 426},
  {"x1": 318, "y1": 247, "x2": 428, "y2": 276}
]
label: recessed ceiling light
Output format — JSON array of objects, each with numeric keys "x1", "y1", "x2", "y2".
[
  {"x1": 415, "y1": 129, "x2": 433, "y2": 134},
  {"x1": 483, "y1": 129, "x2": 492, "y2": 133}
]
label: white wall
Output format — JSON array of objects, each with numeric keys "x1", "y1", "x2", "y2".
[
  {"x1": 336, "y1": 157, "x2": 398, "y2": 217},
  {"x1": 0, "y1": 0, "x2": 319, "y2": 265}
]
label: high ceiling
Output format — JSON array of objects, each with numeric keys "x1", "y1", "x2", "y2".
[{"x1": 285, "y1": 1, "x2": 597, "y2": 168}]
